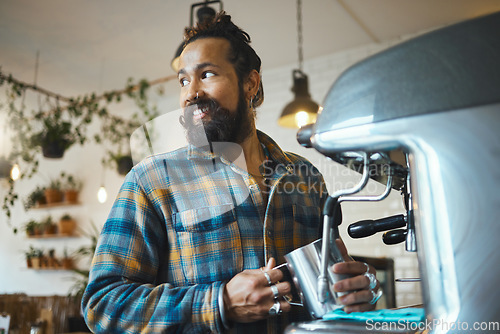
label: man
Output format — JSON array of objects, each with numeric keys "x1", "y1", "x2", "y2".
[{"x1": 82, "y1": 12, "x2": 379, "y2": 333}]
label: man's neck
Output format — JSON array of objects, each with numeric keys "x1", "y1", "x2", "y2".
[{"x1": 239, "y1": 129, "x2": 264, "y2": 174}]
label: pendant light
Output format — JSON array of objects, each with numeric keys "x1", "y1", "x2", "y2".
[
  {"x1": 278, "y1": 0, "x2": 319, "y2": 128},
  {"x1": 171, "y1": 1, "x2": 223, "y2": 72},
  {"x1": 97, "y1": 185, "x2": 108, "y2": 203},
  {"x1": 97, "y1": 168, "x2": 108, "y2": 203},
  {"x1": 0, "y1": 120, "x2": 19, "y2": 180},
  {"x1": 10, "y1": 163, "x2": 20, "y2": 181},
  {"x1": 96, "y1": 62, "x2": 108, "y2": 204}
]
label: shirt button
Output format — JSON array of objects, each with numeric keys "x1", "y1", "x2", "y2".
[
  {"x1": 249, "y1": 184, "x2": 258, "y2": 191},
  {"x1": 267, "y1": 230, "x2": 273, "y2": 237}
]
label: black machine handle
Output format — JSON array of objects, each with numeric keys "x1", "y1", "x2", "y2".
[
  {"x1": 383, "y1": 229, "x2": 407, "y2": 245},
  {"x1": 296, "y1": 124, "x2": 314, "y2": 148},
  {"x1": 348, "y1": 214, "x2": 406, "y2": 238}
]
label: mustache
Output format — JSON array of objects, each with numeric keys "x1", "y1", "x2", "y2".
[{"x1": 179, "y1": 97, "x2": 221, "y2": 126}]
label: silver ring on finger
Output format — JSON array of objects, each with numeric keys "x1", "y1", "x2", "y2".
[
  {"x1": 364, "y1": 272, "x2": 377, "y2": 290},
  {"x1": 262, "y1": 271, "x2": 272, "y2": 286},
  {"x1": 369, "y1": 289, "x2": 383, "y2": 304},
  {"x1": 363, "y1": 262, "x2": 370, "y2": 273},
  {"x1": 269, "y1": 301, "x2": 282, "y2": 316},
  {"x1": 270, "y1": 284, "x2": 279, "y2": 300}
]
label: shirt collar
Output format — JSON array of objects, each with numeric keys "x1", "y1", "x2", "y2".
[
  {"x1": 187, "y1": 144, "x2": 218, "y2": 161},
  {"x1": 256, "y1": 130, "x2": 294, "y2": 168},
  {"x1": 186, "y1": 130, "x2": 294, "y2": 170}
]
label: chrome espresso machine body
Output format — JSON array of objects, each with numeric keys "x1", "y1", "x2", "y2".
[{"x1": 285, "y1": 12, "x2": 500, "y2": 334}]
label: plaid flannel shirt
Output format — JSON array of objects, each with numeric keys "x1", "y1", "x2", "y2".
[{"x1": 82, "y1": 131, "x2": 327, "y2": 333}]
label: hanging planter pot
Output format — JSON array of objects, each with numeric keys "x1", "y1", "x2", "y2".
[
  {"x1": 116, "y1": 155, "x2": 133, "y2": 175},
  {"x1": 31, "y1": 116, "x2": 75, "y2": 159},
  {"x1": 41, "y1": 139, "x2": 69, "y2": 159}
]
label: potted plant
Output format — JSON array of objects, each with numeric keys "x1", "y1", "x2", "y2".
[
  {"x1": 23, "y1": 219, "x2": 38, "y2": 237},
  {"x1": 60, "y1": 172, "x2": 83, "y2": 203},
  {"x1": 59, "y1": 213, "x2": 76, "y2": 235},
  {"x1": 24, "y1": 245, "x2": 37, "y2": 268},
  {"x1": 30, "y1": 112, "x2": 76, "y2": 159},
  {"x1": 33, "y1": 220, "x2": 44, "y2": 236},
  {"x1": 61, "y1": 247, "x2": 74, "y2": 270},
  {"x1": 47, "y1": 248, "x2": 59, "y2": 268},
  {"x1": 44, "y1": 178, "x2": 63, "y2": 204},
  {"x1": 40, "y1": 250, "x2": 49, "y2": 268},
  {"x1": 31, "y1": 247, "x2": 44, "y2": 269},
  {"x1": 24, "y1": 186, "x2": 47, "y2": 209},
  {"x1": 41, "y1": 216, "x2": 57, "y2": 235}
]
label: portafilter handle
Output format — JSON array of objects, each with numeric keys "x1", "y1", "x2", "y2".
[
  {"x1": 296, "y1": 124, "x2": 314, "y2": 148},
  {"x1": 348, "y1": 214, "x2": 406, "y2": 238},
  {"x1": 383, "y1": 229, "x2": 407, "y2": 245}
]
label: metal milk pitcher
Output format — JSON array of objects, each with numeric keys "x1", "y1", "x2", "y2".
[{"x1": 284, "y1": 238, "x2": 351, "y2": 319}]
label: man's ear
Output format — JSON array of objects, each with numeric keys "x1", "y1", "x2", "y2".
[{"x1": 244, "y1": 69, "x2": 261, "y2": 100}]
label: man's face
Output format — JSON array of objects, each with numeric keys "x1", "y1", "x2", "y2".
[{"x1": 177, "y1": 37, "x2": 253, "y2": 145}]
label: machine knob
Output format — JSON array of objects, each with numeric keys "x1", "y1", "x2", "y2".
[
  {"x1": 296, "y1": 124, "x2": 314, "y2": 148},
  {"x1": 383, "y1": 229, "x2": 407, "y2": 245}
]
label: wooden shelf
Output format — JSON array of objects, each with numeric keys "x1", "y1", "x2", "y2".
[
  {"x1": 26, "y1": 268, "x2": 74, "y2": 271},
  {"x1": 27, "y1": 233, "x2": 79, "y2": 239},
  {"x1": 31, "y1": 201, "x2": 81, "y2": 210}
]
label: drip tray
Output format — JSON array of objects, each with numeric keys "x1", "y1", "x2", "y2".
[{"x1": 285, "y1": 320, "x2": 418, "y2": 333}]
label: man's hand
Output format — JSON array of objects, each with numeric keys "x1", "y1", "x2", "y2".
[
  {"x1": 223, "y1": 258, "x2": 292, "y2": 323},
  {"x1": 331, "y1": 239, "x2": 380, "y2": 313}
]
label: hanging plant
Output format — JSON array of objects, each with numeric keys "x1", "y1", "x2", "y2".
[
  {"x1": 0, "y1": 69, "x2": 169, "y2": 230},
  {"x1": 96, "y1": 112, "x2": 138, "y2": 175},
  {"x1": 30, "y1": 112, "x2": 76, "y2": 159},
  {"x1": 23, "y1": 185, "x2": 47, "y2": 210},
  {"x1": 116, "y1": 155, "x2": 134, "y2": 176},
  {"x1": 95, "y1": 78, "x2": 161, "y2": 176}
]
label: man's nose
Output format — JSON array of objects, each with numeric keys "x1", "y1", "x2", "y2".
[{"x1": 185, "y1": 83, "x2": 204, "y2": 104}]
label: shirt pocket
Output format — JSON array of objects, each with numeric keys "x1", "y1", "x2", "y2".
[
  {"x1": 292, "y1": 204, "x2": 322, "y2": 246},
  {"x1": 173, "y1": 204, "x2": 243, "y2": 284}
]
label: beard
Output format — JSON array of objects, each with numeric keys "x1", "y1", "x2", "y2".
[{"x1": 179, "y1": 89, "x2": 254, "y2": 147}]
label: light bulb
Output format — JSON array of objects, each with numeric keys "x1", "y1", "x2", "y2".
[
  {"x1": 10, "y1": 163, "x2": 20, "y2": 181},
  {"x1": 295, "y1": 111, "x2": 310, "y2": 128},
  {"x1": 97, "y1": 186, "x2": 108, "y2": 203}
]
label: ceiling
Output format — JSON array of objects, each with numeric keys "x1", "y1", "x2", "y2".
[{"x1": 1, "y1": 0, "x2": 500, "y2": 99}]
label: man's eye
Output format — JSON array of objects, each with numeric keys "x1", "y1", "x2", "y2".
[
  {"x1": 202, "y1": 71, "x2": 215, "y2": 79},
  {"x1": 179, "y1": 78, "x2": 189, "y2": 87}
]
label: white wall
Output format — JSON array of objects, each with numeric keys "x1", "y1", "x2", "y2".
[{"x1": 0, "y1": 33, "x2": 423, "y2": 307}]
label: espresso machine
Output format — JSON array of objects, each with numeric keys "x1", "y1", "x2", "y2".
[{"x1": 285, "y1": 11, "x2": 500, "y2": 334}]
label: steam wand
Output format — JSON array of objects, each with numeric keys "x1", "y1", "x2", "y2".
[
  {"x1": 317, "y1": 153, "x2": 394, "y2": 303},
  {"x1": 317, "y1": 152, "x2": 369, "y2": 303}
]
